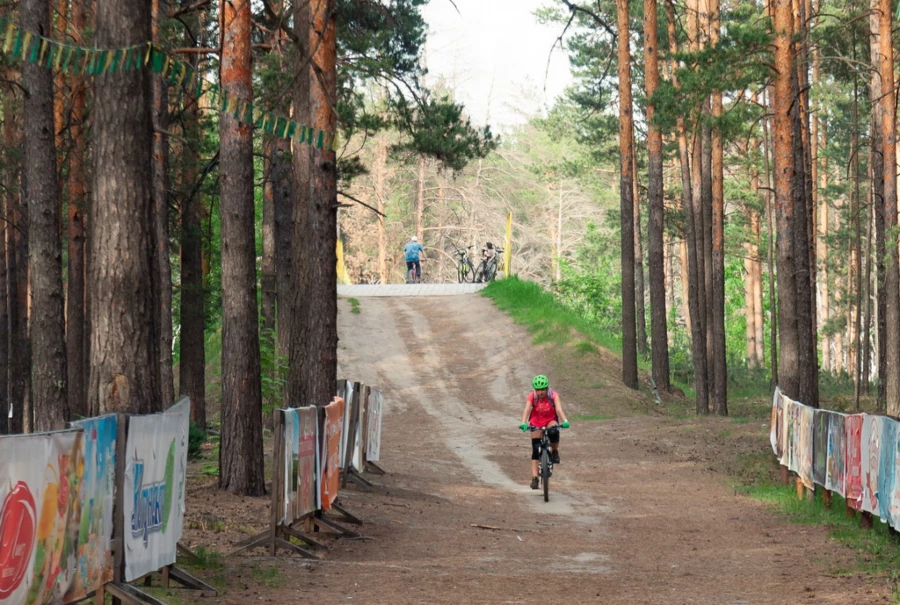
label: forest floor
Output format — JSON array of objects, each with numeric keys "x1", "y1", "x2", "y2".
[{"x1": 172, "y1": 292, "x2": 894, "y2": 605}]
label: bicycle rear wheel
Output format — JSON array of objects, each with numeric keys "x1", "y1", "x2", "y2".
[{"x1": 540, "y1": 450, "x2": 550, "y2": 502}]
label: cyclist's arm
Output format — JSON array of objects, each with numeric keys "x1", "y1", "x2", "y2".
[{"x1": 552, "y1": 393, "x2": 568, "y2": 424}]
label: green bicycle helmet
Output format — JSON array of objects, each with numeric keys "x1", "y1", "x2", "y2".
[{"x1": 532, "y1": 375, "x2": 549, "y2": 389}]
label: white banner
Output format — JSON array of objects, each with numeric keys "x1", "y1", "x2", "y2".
[
  {"x1": 0, "y1": 430, "x2": 83, "y2": 605},
  {"x1": 340, "y1": 381, "x2": 354, "y2": 465},
  {"x1": 366, "y1": 388, "x2": 383, "y2": 463},
  {"x1": 281, "y1": 410, "x2": 298, "y2": 524},
  {"x1": 123, "y1": 399, "x2": 189, "y2": 581}
]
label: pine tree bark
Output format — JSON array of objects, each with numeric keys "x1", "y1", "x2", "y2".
[
  {"x1": 262, "y1": 143, "x2": 277, "y2": 335},
  {"x1": 869, "y1": 0, "x2": 886, "y2": 404},
  {"x1": 152, "y1": 0, "x2": 173, "y2": 411},
  {"x1": 273, "y1": 137, "x2": 292, "y2": 363},
  {"x1": 709, "y1": 0, "x2": 726, "y2": 415},
  {"x1": 24, "y1": 0, "x2": 68, "y2": 430},
  {"x1": 772, "y1": 0, "x2": 800, "y2": 399},
  {"x1": 66, "y1": 0, "x2": 88, "y2": 420},
  {"x1": 90, "y1": 0, "x2": 160, "y2": 415},
  {"x1": 633, "y1": 156, "x2": 648, "y2": 355},
  {"x1": 617, "y1": 0, "x2": 638, "y2": 390},
  {"x1": 878, "y1": 0, "x2": 900, "y2": 416},
  {"x1": 219, "y1": 0, "x2": 265, "y2": 495},
  {"x1": 179, "y1": 45, "x2": 205, "y2": 428},
  {"x1": 668, "y1": 0, "x2": 708, "y2": 411},
  {"x1": 0, "y1": 68, "x2": 14, "y2": 434},
  {"x1": 375, "y1": 138, "x2": 388, "y2": 284},
  {"x1": 763, "y1": 88, "x2": 778, "y2": 388},
  {"x1": 644, "y1": 0, "x2": 669, "y2": 392}
]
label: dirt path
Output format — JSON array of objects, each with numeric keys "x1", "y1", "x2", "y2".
[{"x1": 195, "y1": 293, "x2": 892, "y2": 604}]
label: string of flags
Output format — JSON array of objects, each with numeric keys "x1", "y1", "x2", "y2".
[{"x1": 0, "y1": 17, "x2": 338, "y2": 151}]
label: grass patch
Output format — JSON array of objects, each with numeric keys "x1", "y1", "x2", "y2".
[
  {"x1": 347, "y1": 297, "x2": 362, "y2": 314},
  {"x1": 482, "y1": 277, "x2": 642, "y2": 367},
  {"x1": 730, "y1": 416, "x2": 751, "y2": 424},
  {"x1": 250, "y1": 563, "x2": 283, "y2": 588}
]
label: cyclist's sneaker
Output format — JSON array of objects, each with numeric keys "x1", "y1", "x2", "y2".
[
  {"x1": 530, "y1": 477, "x2": 539, "y2": 490},
  {"x1": 551, "y1": 451, "x2": 561, "y2": 464}
]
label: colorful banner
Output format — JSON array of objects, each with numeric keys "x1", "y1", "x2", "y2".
[
  {"x1": 321, "y1": 398, "x2": 344, "y2": 512},
  {"x1": 0, "y1": 429, "x2": 84, "y2": 605},
  {"x1": 844, "y1": 414, "x2": 864, "y2": 510},
  {"x1": 281, "y1": 410, "x2": 298, "y2": 524},
  {"x1": 798, "y1": 404, "x2": 815, "y2": 489},
  {"x1": 769, "y1": 388, "x2": 783, "y2": 459},
  {"x1": 812, "y1": 409, "x2": 828, "y2": 487},
  {"x1": 366, "y1": 388, "x2": 383, "y2": 463},
  {"x1": 878, "y1": 418, "x2": 898, "y2": 522},
  {"x1": 0, "y1": 18, "x2": 336, "y2": 151},
  {"x1": 64, "y1": 415, "x2": 117, "y2": 603},
  {"x1": 297, "y1": 406, "x2": 320, "y2": 518},
  {"x1": 123, "y1": 399, "x2": 189, "y2": 581},
  {"x1": 825, "y1": 412, "x2": 845, "y2": 495},
  {"x1": 862, "y1": 415, "x2": 882, "y2": 514}
]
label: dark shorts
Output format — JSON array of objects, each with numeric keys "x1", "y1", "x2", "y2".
[{"x1": 406, "y1": 260, "x2": 421, "y2": 276}]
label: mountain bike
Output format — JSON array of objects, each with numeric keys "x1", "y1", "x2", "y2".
[
  {"x1": 474, "y1": 247, "x2": 504, "y2": 283},
  {"x1": 455, "y1": 246, "x2": 475, "y2": 283},
  {"x1": 528, "y1": 424, "x2": 566, "y2": 502},
  {"x1": 406, "y1": 259, "x2": 424, "y2": 284}
]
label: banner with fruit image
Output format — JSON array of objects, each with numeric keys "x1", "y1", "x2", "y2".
[
  {"x1": 0, "y1": 429, "x2": 84, "y2": 605},
  {"x1": 63, "y1": 415, "x2": 117, "y2": 602},
  {"x1": 123, "y1": 399, "x2": 189, "y2": 582}
]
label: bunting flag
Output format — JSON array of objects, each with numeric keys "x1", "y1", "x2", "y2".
[{"x1": 0, "y1": 17, "x2": 338, "y2": 151}]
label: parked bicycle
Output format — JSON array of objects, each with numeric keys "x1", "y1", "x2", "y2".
[
  {"x1": 528, "y1": 424, "x2": 566, "y2": 502},
  {"x1": 454, "y1": 246, "x2": 476, "y2": 283},
  {"x1": 474, "y1": 246, "x2": 504, "y2": 283}
]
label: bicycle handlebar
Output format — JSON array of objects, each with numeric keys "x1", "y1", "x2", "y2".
[{"x1": 526, "y1": 424, "x2": 567, "y2": 432}]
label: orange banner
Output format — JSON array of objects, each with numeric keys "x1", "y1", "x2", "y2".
[{"x1": 321, "y1": 397, "x2": 344, "y2": 511}]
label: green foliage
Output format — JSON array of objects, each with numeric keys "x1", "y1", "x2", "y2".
[
  {"x1": 259, "y1": 328, "x2": 287, "y2": 417},
  {"x1": 188, "y1": 422, "x2": 207, "y2": 461}
]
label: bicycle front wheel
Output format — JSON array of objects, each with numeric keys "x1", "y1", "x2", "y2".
[
  {"x1": 540, "y1": 450, "x2": 550, "y2": 502},
  {"x1": 457, "y1": 263, "x2": 466, "y2": 283}
]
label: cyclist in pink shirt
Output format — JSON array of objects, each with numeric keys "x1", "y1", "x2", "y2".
[{"x1": 519, "y1": 375, "x2": 570, "y2": 489}]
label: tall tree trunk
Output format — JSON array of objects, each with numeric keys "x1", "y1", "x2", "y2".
[
  {"x1": 818, "y1": 118, "x2": 830, "y2": 371},
  {"x1": 66, "y1": 0, "x2": 88, "y2": 420},
  {"x1": 0, "y1": 68, "x2": 14, "y2": 434},
  {"x1": 870, "y1": 0, "x2": 886, "y2": 405},
  {"x1": 763, "y1": 88, "x2": 778, "y2": 388},
  {"x1": 375, "y1": 138, "x2": 388, "y2": 284},
  {"x1": 151, "y1": 0, "x2": 173, "y2": 411},
  {"x1": 852, "y1": 75, "x2": 863, "y2": 404},
  {"x1": 289, "y1": 0, "x2": 339, "y2": 406},
  {"x1": 262, "y1": 143, "x2": 277, "y2": 336},
  {"x1": 24, "y1": 0, "x2": 68, "y2": 430},
  {"x1": 90, "y1": 0, "x2": 160, "y2": 415},
  {"x1": 878, "y1": 0, "x2": 900, "y2": 416},
  {"x1": 772, "y1": 0, "x2": 800, "y2": 399},
  {"x1": 709, "y1": 0, "x2": 726, "y2": 415},
  {"x1": 179, "y1": 43, "x2": 205, "y2": 428},
  {"x1": 416, "y1": 156, "x2": 426, "y2": 244},
  {"x1": 633, "y1": 156, "x2": 648, "y2": 355},
  {"x1": 219, "y1": 0, "x2": 265, "y2": 495},
  {"x1": 644, "y1": 0, "x2": 670, "y2": 392},
  {"x1": 863, "y1": 185, "x2": 874, "y2": 392},
  {"x1": 617, "y1": 0, "x2": 638, "y2": 390},
  {"x1": 668, "y1": 0, "x2": 708, "y2": 409},
  {"x1": 273, "y1": 137, "x2": 292, "y2": 362}
]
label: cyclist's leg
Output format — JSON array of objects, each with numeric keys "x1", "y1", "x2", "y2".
[
  {"x1": 415, "y1": 260, "x2": 421, "y2": 281},
  {"x1": 406, "y1": 261, "x2": 414, "y2": 282},
  {"x1": 529, "y1": 428, "x2": 544, "y2": 480},
  {"x1": 547, "y1": 421, "x2": 561, "y2": 463}
]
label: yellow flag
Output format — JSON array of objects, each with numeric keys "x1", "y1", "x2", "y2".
[{"x1": 336, "y1": 239, "x2": 352, "y2": 285}]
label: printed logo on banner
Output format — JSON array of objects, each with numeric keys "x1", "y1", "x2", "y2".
[
  {"x1": 130, "y1": 440, "x2": 176, "y2": 544},
  {"x1": 0, "y1": 481, "x2": 37, "y2": 598}
]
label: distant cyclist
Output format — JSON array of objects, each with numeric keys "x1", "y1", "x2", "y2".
[
  {"x1": 475, "y1": 242, "x2": 497, "y2": 283},
  {"x1": 519, "y1": 375, "x2": 570, "y2": 490},
  {"x1": 404, "y1": 235, "x2": 426, "y2": 282}
]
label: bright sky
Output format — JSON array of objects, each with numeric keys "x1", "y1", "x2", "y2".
[{"x1": 421, "y1": 0, "x2": 572, "y2": 129}]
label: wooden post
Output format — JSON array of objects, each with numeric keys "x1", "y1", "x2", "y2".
[
  {"x1": 861, "y1": 511, "x2": 874, "y2": 529},
  {"x1": 270, "y1": 409, "x2": 284, "y2": 556},
  {"x1": 806, "y1": 486, "x2": 815, "y2": 502},
  {"x1": 845, "y1": 502, "x2": 856, "y2": 518},
  {"x1": 780, "y1": 465, "x2": 789, "y2": 484},
  {"x1": 822, "y1": 489, "x2": 832, "y2": 509},
  {"x1": 796, "y1": 477, "x2": 805, "y2": 499},
  {"x1": 161, "y1": 565, "x2": 170, "y2": 589}
]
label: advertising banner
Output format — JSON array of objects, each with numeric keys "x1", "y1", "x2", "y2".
[
  {"x1": 281, "y1": 410, "x2": 298, "y2": 524},
  {"x1": 844, "y1": 413, "x2": 864, "y2": 509},
  {"x1": 770, "y1": 388, "x2": 783, "y2": 459},
  {"x1": 64, "y1": 415, "x2": 118, "y2": 602},
  {"x1": 799, "y1": 404, "x2": 815, "y2": 489},
  {"x1": 366, "y1": 388, "x2": 383, "y2": 463},
  {"x1": 297, "y1": 406, "x2": 320, "y2": 518},
  {"x1": 340, "y1": 382, "x2": 354, "y2": 466},
  {"x1": 0, "y1": 430, "x2": 83, "y2": 605},
  {"x1": 825, "y1": 412, "x2": 846, "y2": 496},
  {"x1": 861, "y1": 415, "x2": 882, "y2": 514},
  {"x1": 812, "y1": 409, "x2": 828, "y2": 487},
  {"x1": 321, "y1": 398, "x2": 344, "y2": 511},
  {"x1": 878, "y1": 418, "x2": 898, "y2": 522},
  {"x1": 123, "y1": 399, "x2": 189, "y2": 581}
]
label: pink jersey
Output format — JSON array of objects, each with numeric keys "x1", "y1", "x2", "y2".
[{"x1": 528, "y1": 390, "x2": 558, "y2": 428}]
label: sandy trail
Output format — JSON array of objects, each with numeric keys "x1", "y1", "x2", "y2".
[{"x1": 244, "y1": 293, "x2": 891, "y2": 604}]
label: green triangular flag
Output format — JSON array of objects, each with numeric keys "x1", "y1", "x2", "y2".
[
  {"x1": 150, "y1": 48, "x2": 165, "y2": 73},
  {"x1": 44, "y1": 42, "x2": 55, "y2": 69},
  {"x1": 10, "y1": 30, "x2": 23, "y2": 59},
  {"x1": 286, "y1": 122, "x2": 296, "y2": 139}
]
